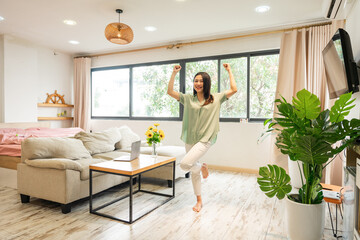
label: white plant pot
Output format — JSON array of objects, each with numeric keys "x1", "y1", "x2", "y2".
[
  {"x1": 285, "y1": 196, "x2": 325, "y2": 240},
  {"x1": 288, "y1": 158, "x2": 304, "y2": 189}
]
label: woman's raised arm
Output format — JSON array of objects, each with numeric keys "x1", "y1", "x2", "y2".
[
  {"x1": 223, "y1": 63, "x2": 237, "y2": 99},
  {"x1": 167, "y1": 65, "x2": 181, "y2": 101}
]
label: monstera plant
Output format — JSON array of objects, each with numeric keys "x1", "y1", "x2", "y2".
[{"x1": 258, "y1": 89, "x2": 360, "y2": 204}]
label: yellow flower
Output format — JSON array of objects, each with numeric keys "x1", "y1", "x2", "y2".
[
  {"x1": 154, "y1": 123, "x2": 160, "y2": 127},
  {"x1": 153, "y1": 128, "x2": 158, "y2": 132},
  {"x1": 159, "y1": 130, "x2": 164, "y2": 135},
  {"x1": 146, "y1": 132, "x2": 153, "y2": 138},
  {"x1": 159, "y1": 133, "x2": 165, "y2": 140},
  {"x1": 148, "y1": 126, "x2": 154, "y2": 131}
]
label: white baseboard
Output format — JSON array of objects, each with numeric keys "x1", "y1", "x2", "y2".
[{"x1": 0, "y1": 167, "x2": 17, "y2": 189}]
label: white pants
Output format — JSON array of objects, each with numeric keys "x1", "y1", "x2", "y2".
[{"x1": 180, "y1": 142, "x2": 212, "y2": 196}]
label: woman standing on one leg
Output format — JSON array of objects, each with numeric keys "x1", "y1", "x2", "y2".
[{"x1": 167, "y1": 63, "x2": 237, "y2": 212}]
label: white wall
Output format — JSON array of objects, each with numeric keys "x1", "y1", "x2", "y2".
[
  {"x1": 3, "y1": 35, "x2": 38, "y2": 123},
  {"x1": 346, "y1": 0, "x2": 360, "y2": 119},
  {"x1": 0, "y1": 35, "x2": 73, "y2": 127},
  {"x1": 91, "y1": 120, "x2": 271, "y2": 170},
  {"x1": 91, "y1": 33, "x2": 281, "y2": 170}
]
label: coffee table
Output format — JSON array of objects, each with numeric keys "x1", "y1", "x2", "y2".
[{"x1": 89, "y1": 154, "x2": 176, "y2": 223}]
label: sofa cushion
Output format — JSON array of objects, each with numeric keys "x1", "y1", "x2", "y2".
[
  {"x1": 76, "y1": 158, "x2": 107, "y2": 180},
  {"x1": 75, "y1": 128, "x2": 121, "y2": 155},
  {"x1": 92, "y1": 151, "x2": 130, "y2": 160},
  {"x1": 22, "y1": 137, "x2": 91, "y2": 160},
  {"x1": 115, "y1": 126, "x2": 140, "y2": 150}
]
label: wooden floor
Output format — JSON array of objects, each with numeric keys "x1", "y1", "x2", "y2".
[{"x1": 0, "y1": 170, "x2": 342, "y2": 240}]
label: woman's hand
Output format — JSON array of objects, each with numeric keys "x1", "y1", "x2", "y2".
[
  {"x1": 173, "y1": 65, "x2": 181, "y2": 73},
  {"x1": 223, "y1": 63, "x2": 231, "y2": 72}
]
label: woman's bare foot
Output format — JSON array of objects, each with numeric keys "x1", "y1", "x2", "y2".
[
  {"x1": 201, "y1": 163, "x2": 209, "y2": 179},
  {"x1": 193, "y1": 195, "x2": 203, "y2": 212},
  {"x1": 193, "y1": 201, "x2": 202, "y2": 212}
]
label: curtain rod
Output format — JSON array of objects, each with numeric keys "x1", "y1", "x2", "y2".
[{"x1": 77, "y1": 20, "x2": 337, "y2": 58}]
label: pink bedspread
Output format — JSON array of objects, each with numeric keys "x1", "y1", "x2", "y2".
[
  {"x1": 0, "y1": 127, "x2": 83, "y2": 156},
  {"x1": 0, "y1": 145, "x2": 22, "y2": 157}
]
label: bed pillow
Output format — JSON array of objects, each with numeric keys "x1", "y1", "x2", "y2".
[
  {"x1": 0, "y1": 127, "x2": 84, "y2": 145},
  {"x1": 75, "y1": 128, "x2": 121, "y2": 155},
  {"x1": 0, "y1": 128, "x2": 27, "y2": 145},
  {"x1": 115, "y1": 126, "x2": 140, "y2": 149},
  {"x1": 22, "y1": 137, "x2": 91, "y2": 160},
  {"x1": 0, "y1": 128, "x2": 26, "y2": 135},
  {"x1": 25, "y1": 127, "x2": 83, "y2": 137},
  {"x1": 0, "y1": 133, "x2": 23, "y2": 144}
]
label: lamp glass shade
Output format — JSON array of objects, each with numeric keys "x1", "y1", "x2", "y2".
[{"x1": 105, "y1": 22, "x2": 134, "y2": 44}]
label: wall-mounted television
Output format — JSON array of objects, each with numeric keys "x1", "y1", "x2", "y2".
[{"x1": 322, "y1": 28, "x2": 359, "y2": 99}]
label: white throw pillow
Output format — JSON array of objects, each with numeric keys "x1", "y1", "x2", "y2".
[
  {"x1": 115, "y1": 126, "x2": 140, "y2": 149},
  {"x1": 75, "y1": 128, "x2": 121, "y2": 155}
]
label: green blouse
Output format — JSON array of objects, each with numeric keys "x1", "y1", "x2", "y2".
[{"x1": 179, "y1": 92, "x2": 228, "y2": 144}]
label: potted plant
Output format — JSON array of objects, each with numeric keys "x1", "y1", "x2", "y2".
[
  {"x1": 257, "y1": 89, "x2": 360, "y2": 240},
  {"x1": 145, "y1": 123, "x2": 165, "y2": 156}
]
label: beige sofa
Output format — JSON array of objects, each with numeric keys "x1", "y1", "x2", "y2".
[{"x1": 17, "y1": 126, "x2": 187, "y2": 213}]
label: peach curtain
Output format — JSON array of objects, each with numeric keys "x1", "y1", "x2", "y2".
[
  {"x1": 271, "y1": 20, "x2": 345, "y2": 184},
  {"x1": 275, "y1": 20, "x2": 344, "y2": 105},
  {"x1": 73, "y1": 57, "x2": 91, "y2": 132}
]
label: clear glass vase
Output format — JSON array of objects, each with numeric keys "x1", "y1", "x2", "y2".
[{"x1": 152, "y1": 143, "x2": 157, "y2": 157}]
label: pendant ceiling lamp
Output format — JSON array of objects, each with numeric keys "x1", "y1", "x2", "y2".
[{"x1": 105, "y1": 9, "x2": 134, "y2": 44}]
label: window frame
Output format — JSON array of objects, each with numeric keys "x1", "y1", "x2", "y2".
[{"x1": 90, "y1": 49, "x2": 280, "y2": 122}]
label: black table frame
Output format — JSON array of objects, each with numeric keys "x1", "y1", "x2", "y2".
[{"x1": 89, "y1": 161, "x2": 175, "y2": 224}]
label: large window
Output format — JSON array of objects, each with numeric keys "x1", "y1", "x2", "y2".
[
  {"x1": 220, "y1": 57, "x2": 247, "y2": 118},
  {"x1": 132, "y1": 63, "x2": 179, "y2": 117},
  {"x1": 91, "y1": 50, "x2": 279, "y2": 121},
  {"x1": 92, "y1": 68, "x2": 129, "y2": 117},
  {"x1": 250, "y1": 54, "x2": 279, "y2": 118}
]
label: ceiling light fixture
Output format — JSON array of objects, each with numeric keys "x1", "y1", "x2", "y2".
[
  {"x1": 105, "y1": 9, "x2": 134, "y2": 45},
  {"x1": 255, "y1": 6, "x2": 270, "y2": 13},
  {"x1": 63, "y1": 19, "x2": 77, "y2": 25},
  {"x1": 69, "y1": 40, "x2": 79, "y2": 45},
  {"x1": 0, "y1": 16, "x2": 4, "y2": 21},
  {"x1": 145, "y1": 26, "x2": 157, "y2": 32}
]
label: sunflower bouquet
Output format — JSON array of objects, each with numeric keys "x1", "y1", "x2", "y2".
[{"x1": 145, "y1": 123, "x2": 165, "y2": 146}]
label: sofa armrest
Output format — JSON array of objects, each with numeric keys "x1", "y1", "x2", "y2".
[
  {"x1": 141, "y1": 140, "x2": 148, "y2": 147},
  {"x1": 24, "y1": 158, "x2": 83, "y2": 171}
]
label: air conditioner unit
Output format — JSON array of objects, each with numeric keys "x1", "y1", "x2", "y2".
[{"x1": 324, "y1": 0, "x2": 357, "y2": 19}]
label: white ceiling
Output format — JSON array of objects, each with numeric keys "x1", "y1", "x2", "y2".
[{"x1": 0, "y1": 0, "x2": 330, "y2": 56}]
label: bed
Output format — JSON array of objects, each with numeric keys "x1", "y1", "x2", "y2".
[{"x1": 0, "y1": 122, "x2": 83, "y2": 170}]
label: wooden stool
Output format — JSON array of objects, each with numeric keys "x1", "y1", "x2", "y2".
[{"x1": 321, "y1": 183, "x2": 344, "y2": 238}]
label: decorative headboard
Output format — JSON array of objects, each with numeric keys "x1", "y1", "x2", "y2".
[{"x1": 0, "y1": 122, "x2": 51, "y2": 129}]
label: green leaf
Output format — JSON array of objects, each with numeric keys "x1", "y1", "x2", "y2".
[
  {"x1": 330, "y1": 92, "x2": 355, "y2": 123},
  {"x1": 257, "y1": 165, "x2": 292, "y2": 200},
  {"x1": 311, "y1": 110, "x2": 330, "y2": 132},
  {"x1": 264, "y1": 118, "x2": 272, "y2": 126},
  {"x1": 292, "y1": 89, "x2": 321, "y2": 120},
  {"x1": 290, "y1": 134, "x2": 333, "y2": 165}
]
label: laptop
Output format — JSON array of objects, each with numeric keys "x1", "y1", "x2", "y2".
[{"x1": 113, "y1": 140, "x2": 141, "y2": 161}]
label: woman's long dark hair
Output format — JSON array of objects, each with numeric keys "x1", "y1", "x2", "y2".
[{"x1": 193, "y1": 72, "x2": 214, "y2": 106}]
